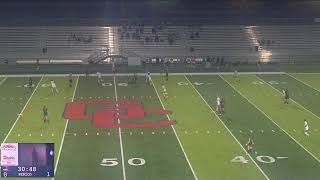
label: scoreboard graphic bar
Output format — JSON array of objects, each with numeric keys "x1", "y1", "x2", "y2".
[{"x1": 1, "y1": 143, "x2": 54, "y2": 178}]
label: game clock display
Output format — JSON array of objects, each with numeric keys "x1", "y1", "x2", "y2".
[{"x1": 0, "y1": 143, "x2": 54, "y2": 178}]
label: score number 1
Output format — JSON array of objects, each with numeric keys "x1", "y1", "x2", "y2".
[{"x1": 100, "y1": 158, "x2": 145, "y2": 167}]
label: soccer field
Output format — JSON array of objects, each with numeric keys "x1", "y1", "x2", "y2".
[{"x1": 1, "y1": 73, "x2": 320, "y2": 180}]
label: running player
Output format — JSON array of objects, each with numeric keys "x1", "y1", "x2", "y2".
[
  {"x1": 68, "y1": 73, "x2": 73, "y2": 87},
  {"x1": 161, "y1": 83, "x2": 169, "y2": 100},
  {"x1": 283, "y1": 88, "x2": 289, "y2": 104},
  {"x1": 50, "y1": 80, "x2": 58, "y2": 93},
  {"x1": 42, "y1": 106, "x2": 49, "y2": 123},
  {"x1": 28, "y1": 77, "x2": 34, "y2": 91},
  {"x1": 245, "y1": 136, "x2": 254, "y2": 152},
  {"x1": 220, "y1": 98, "x2": 225, "y2": 114},
  {"x1": 216, "y1": 96, "x2": 221, "y2": 114},
  {"x1": 146, "y1": 72, "x2": 151, "y2": 85},
  {"x1": 165, "y1": 69, "x2": 169, "y2": 81},
  {"x1": 96, "y1": 72, "x2": 102, "y2": 85},
  {"x1": 133, "y1": 73, "x2": 138, "y2": 84},
  {"x1": 112, "y1": 61, "x2": 116, "y2": 75},
  {"x1": 304, "y1": 119, "x2": 309, "y2": 136},
  {"x1": 234, "y1": 70, "x2": 239, "y2": 81}
]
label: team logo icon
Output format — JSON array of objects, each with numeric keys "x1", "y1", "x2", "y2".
[{"x1": 63, "y1": 101, "x2": 176, "y2": 128}]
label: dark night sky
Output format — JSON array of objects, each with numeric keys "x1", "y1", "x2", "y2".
[{"x1": 0, "y1": 0, "x2": 317, "y2": 26}]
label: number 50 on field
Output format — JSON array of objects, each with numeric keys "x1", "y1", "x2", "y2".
[{"x1": 100, "y1": 158, "x2": 146, "y2": 167}]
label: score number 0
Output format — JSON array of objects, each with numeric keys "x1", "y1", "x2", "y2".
[{"x1": 100, "y1": 158, "x2": 145, "y2": 167}]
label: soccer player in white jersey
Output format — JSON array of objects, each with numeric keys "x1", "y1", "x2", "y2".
[
  {"x1": 216, "y1": 96, "x2": 221, "y2": 113},
  {"x1": 304, "y1": 119, "x2": 309, "y2": 136},
  {"x1": 234, "y1": 70, "x2": 239, "y2": 81},
  {"x1": 96, "y1": 72, "x2": 102, "y2": 85},
  {"x1": 146, "y1": 72, "x2": 151, "y2": 85},
  {"x1": 50, "y1": 80, "x2": 58, "y2": 93}
]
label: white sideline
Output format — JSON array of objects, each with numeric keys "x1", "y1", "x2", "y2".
[
  {"x1": 0, "y1": 71, "x2": 285, "y2": 77},
  {"x1": 53, "y1": 76, "x2": 79, "y2": 178},
  {"x1": 150, "y1": 77, "x2": 199, "y2": 180},
  {"x1": 185, "y1": 75, "x2": 270, "y2": 180},
  {"x1": 113, "y1": 76, "x2": 127, "y2": 180},
  {"x1": 2, "y1": 76, "x2": 44, "y2": 143},
  {"x1": 222, "y1": 75, "x2": 320, "y2": 163}
]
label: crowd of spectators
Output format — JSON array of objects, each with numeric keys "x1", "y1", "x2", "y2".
[{"x1": 118, "y1": 22, "x2": 181, "y2": 45}]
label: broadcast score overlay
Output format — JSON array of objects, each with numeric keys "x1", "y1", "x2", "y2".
[{"x1": 0, "y1": 143, "x2": 54, "y2": 178}]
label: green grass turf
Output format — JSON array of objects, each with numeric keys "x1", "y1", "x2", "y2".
[
  {"x1": 3, "y1": 74, "x2": 320, "y2": 179},
  {"x1": 258, "y1": 74, "x2": 320, "y2": 120},
  {"x1": 0, "y1": 77, "x2": 40, "y2": 143},
  {"x1": 289, "y1": 73, "x2": 320, "y2": 93},
  {"x1": 187, "y1": 75, "x2": 320, "y2": 179},
  {"x1": 2, "y1": 77, "x2": 75, "y2": 180},
  {"x1": 54, "y1": 76, "x2": 123, "y2": 180},
  {"x1": 116, "y1": 76, "x2": 195, "y2": 180},
  {"x1": 222, "y1": 75, "x2": 320, "y2": 162},
  {"x1": 152, "y1": 75, "x2": 267, "y2": 180}
]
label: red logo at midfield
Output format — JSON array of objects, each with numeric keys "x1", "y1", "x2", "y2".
[{"x1": 63, "y1": 101, "x2": 176, "y2": 128}]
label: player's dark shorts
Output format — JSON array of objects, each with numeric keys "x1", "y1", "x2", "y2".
[
  {"x1": 69, "y1": 79, "x2": 72, "y2": 83},
  {"x1": 285, "y1": 95, "x2": 289, "y2": 99}
]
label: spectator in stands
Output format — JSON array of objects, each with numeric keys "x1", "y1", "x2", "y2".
[
  {"x1": 155, "y1": 35, "x2": 160, "y2": 43},
  {"x1": 152, "y1": 27, "x2": 156, "y2": 34},
  {"x1": 195, "y1": 32, "x2": 200, "y2": 38}
]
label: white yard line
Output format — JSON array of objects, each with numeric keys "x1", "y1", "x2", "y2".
[
  {"x1": 53, "y1": 76, "x2": 79, "y2": 178},
  {"x1": 113, "y1": 76, "x2": 127, "y2": 180},
  {"x1": 221, "y1": 75, "x2": 320, "y2": 163},
  {"x1": 257, "y1": 75, "x2": 320, "y2": 129},
  {"x1": 185, "y1": 75, "x2": 270, "y2": 180},
  {"x1": 2, "y1": 76, "x2": 44, "y2": 143},
  {"x1": 286, "y1": 73, "x2": 320, "y2": 94},
  {"x1": 0, "y1": 77, "x2": 7, "y2": 86},
  {"x1": 150, "y1": 77, "x2": 199, "y2": 180}
]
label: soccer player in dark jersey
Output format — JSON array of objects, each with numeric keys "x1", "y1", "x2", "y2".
[
  {"x1": 28, "y1": 77, "x2": 33, "y2": 91},
  {"x1": 42, "y1": 106, "x2": 49, "y2": 123},
  {"x1": 220, "y1": 98, "x2": 225, "y2": 114},
  {"x1": 283, "y1": 88, "x2": 289, "y2": 104},
  {"x1": 68, "y1": 73, "x2": 73, "y2": 88},
  {"x1": 165, "y1": 69, "x2": 169, "y2": 81}
]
